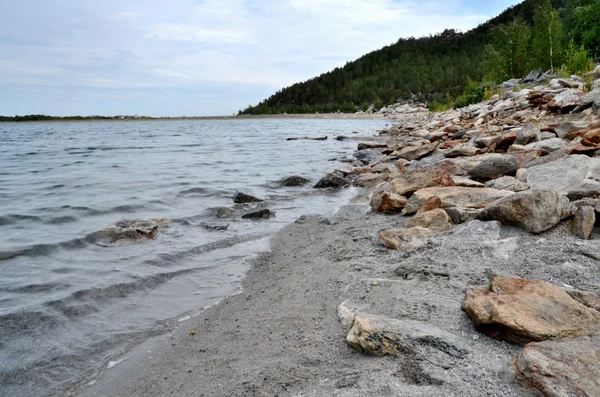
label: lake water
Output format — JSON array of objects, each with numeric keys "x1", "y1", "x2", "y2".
[{"x1": 0, "y1": 118, "x2": 387, "y2": 396}]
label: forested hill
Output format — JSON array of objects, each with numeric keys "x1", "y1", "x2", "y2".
[{"x1": 239, "y1": 0, "x2": 600, "y2": 115}]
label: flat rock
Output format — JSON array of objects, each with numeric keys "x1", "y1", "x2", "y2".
[
  {"x1": 468, "y1": 155, "x2": 518, "y2": 181},
  {"x1": 396, "y1": 142, "x2": 438, "y2": 161},
  {"x1": 524, "y1": 138, "x2": 566, "y2": 153},
  {"x1": 241, "y1": 209, "x2": 275, "y2": 219},
  {"x1": 444, "y1": 207, "x2": 481, "y2": 224},
  {"x1": 402, "y1": 186, "x2": 514, "y2": 215},
  {"x1": 477, "y1": 190, "x2": 569, "y2": 234},
  {"x1": 485, "y1": 176, "x2": 530, "y2": 192},
  {"x1": 355, "y1": 172, "x2": 388, "y2": 188},
  {"x1": 451, "y1": 176, "x2": 485, "y2": 188},
  {"x1": 522, "y1": 155, "x2": 600, "y2": 200},
  {"x1": 404, "y1": 208, "x2": 453, "y2": 232},
  {"x1": 389, "y1": 166, "x2": 455, "y2": 197},
  {"x1": 378, "y1": 227, "x2": 433, "y2": 252},
  {"x1": 233, "y1": 192, "x2": 264, "y2": 203},
  {"x1": 463, "y1": 276, "x2": 600, "y2": 345},
  {"x1": 370, "y1": 189, "x2": 408, "y2": 214},
  {"x1": 571, "y1": 206, "x2": 595, "y2": 239},
  {"x1": 357, "y1": 141, "x2": 388, "y2": 150},
  {"x1": 514, "y1": 334, "x2": 600, "y2": 397},
  {"x1": 314, "y1": 173, "x2": 350, "y2": 189},
  {"x1": 555, "y1": 120, "x2": 590, "y2": 139}
]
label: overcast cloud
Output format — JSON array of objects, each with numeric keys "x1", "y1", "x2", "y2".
[{"x1": 0, "y1": 0, "x2": 521, "y2": 116}]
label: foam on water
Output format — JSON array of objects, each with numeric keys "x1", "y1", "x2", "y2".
[{"x1": 0, "y1": 118, "x2": 387, "y2": 396}]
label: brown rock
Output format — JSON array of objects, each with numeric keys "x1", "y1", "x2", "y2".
[
  {"x1": 417, "y1": 196, "x2": 443, "y2": 213},
  {"x1": 404, "y1": 208, "x2": 453, "y2": 232},
  {"x1": 514, "y1": 335, "x2": 600, "y2": 397},
  {"x1": 463, "y1": 276, "x2": 600, "y2": 345},
  {"x1": 566, "y1": 290, "x2": 600, "y2": 312},
  {"x1": 370, "y1": 190, "x2": 408, "y2": 214},
  {"x1": 396, "y1": 142, "x2": 438, "y2": 161},
  {"x1": 355, "y1": 173, "x2": 388, "y2": 188},
  {"x1": 352, "y1": 166, "x2": 373, "y2": 175},
  {"x1": 389, "y1": 166, "x2": 455, "y2": 197},
  {"x1": 571, "y1": 206, "x2": 596, "y2": 239},
  {"x1": 402, "y1": 187, "x2": 514, "y2": 215},
  {"x1": 378, "y1": 227, "x2": 433, "y2": 252},
  {"x1": 583, "y1": 128, "x2": 600, "y2": 144}
]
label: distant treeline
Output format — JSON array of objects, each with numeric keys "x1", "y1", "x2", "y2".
[
  {"x1": 0, "y1": 115, "x2": 151, "y2": 122},
  {"x1": 239, "y1": 0, "x2": 600, "y2": 115}
]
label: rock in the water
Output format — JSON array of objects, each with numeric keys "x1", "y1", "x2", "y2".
[
  {"x1": 402, "y1": 187, "x2": 514, "y2": 215},
  {"x1": 514, "y1": 334, "x2": 600, "y2": 397},
  {"x1": 211, "y1": 207, "x2": 235, "y2": 218},
  {"x1": 485, "y1": 176, "x2": 530, "y2": 192},
  {"x1": 514, "y1": 123, "x2": 541, "y2": 145},
  {"x1": 354, "y1": 149, "x2": 382, "y2": 165},
  {"x1": 378, "y1": 227, "x2": 433, "y2": 252},
  {"x1": 389, "y1": 166, "x2": 455, "y2": 197},
  {"x1": 477, "y1": 190, "x2": 569, "y2": 234},
  {"x1": 404, "y1": 208, "x2": 453, "y2": 232},
  {"x1": 468, "y1": 155, "x2": 518, "y2": 181},
  {"x1": 110, "y1": 219, "x2": 163, "y2": 241},
  {"x1": 444, "y1": 207, "x2": 481, "y2": 224},
  {"x1": 233, "y1": 192, "x2": 263, "y2": 204},
  {"x1": 522, "y1": 155, "x2": 600, "y2": 200},
  {"x1": 463, "y1": 276, "x2": 600, "y2": 345},
  {"x1": 339, "y1": 302, "x2": 469, "y2": 363},
  {"x1": 370, "y1": 189, "x2": 408, "y2": 214},
  {"x1": 278, "y1": 175, "x2": 310, "y2": 187},
  {"x1": 571, "y1": 206, "x2": 595, "y2": 239},
  {"x1": 357, "y1": 141, "x2": 388, "y2": 150},
  {"x1": 396, "y1": 142, "x2": 438, "y2": 161},
  {"x1": 314, "y1": 173, "x2": 350, "y2": 189},
  {"x1": 241, "y1": 209, "x2": 274, "y2": 219}
]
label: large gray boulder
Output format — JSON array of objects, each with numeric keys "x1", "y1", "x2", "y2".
[
  {"x1": 477, "y1": 190, "x2": 570, "y2": 234},
  {"x1": 314, "y1": 173, "x2": 351, "y2": 189},
  {"x1": 468, "y1": 155, "x2": 518, "y2": 181},
  {"x1": 521, "y1": 155, "x2": 600, "y2": 200}
]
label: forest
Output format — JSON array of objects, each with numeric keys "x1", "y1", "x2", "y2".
[{"x1": 239, "y1": 0, "x2": 600, "y2": 115}]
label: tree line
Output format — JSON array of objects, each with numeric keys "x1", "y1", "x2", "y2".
[
  {"x1": 239, "y1": 0, "x2": 600, "y2": 115},
  {"x1": 0, "y1": 115, "x2": 151, "y2": 122}
]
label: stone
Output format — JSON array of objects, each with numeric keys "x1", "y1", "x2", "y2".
[
  {"x1": 278, "y1": 175, "x2": 310, "y2": 187},
  {"x1": 388, "y1": 166, "x2": 455, "y2": 197},
  {"x1": 233, "y1": 192, "x2": 263, "y2": 203},
  {"x1": 451, "y1": 176, "x2": 485, "y2": 188},
  {"x1": 396, "y1": 142, "x2": 438, "y2": 161},
  {"x1": 402, "y1": 187, "x2": 514, "y2": 215},
  {"x1": 547, "y1": 89, "x2": 582, "y2": 113},
  {"x1": 109, "y1": 219, "x2": 163, "y2": 241},
  {"x1": 242, "y1": 209, "x2": 274, "y2": 219},
  {"x1": 571, "y1": 206, "x2": 595, "y2": 239},
  {"x1": 442, "y1": 143, "x2": 481, "y2": 158},
  {"x1": 578, "y1": 89, "x2": 600, "y2": 111},
  {"x1": 583, "y1": 128, "x2": 600, "y2": 144},
  {"x1": 463, "y1": 276, "x2": 600, "y2": 345},
  {"x1": 566, "y1": 289, "x2": 600, "y2": 312},
  {"x1": 355, "y1": 173, "x2": 388, "y2": 188},
  {"x1": 314, "y1": 173, "x2": 351, "y2": 189},
  {"x1": 370, "y1": 189, "x2": 408, "y2": 214},
  {"x1": 353, "y1": 149, "x2": 382, "y2": 165},
  {"x1": 477, "y1": 190, "x2": 569, "y2": 234},
  {"x1": 357, "y1": 141, "x2": 388, "y2": 150},
  {"x1": 211, "y1": 207, "x2": 235, "y2": 218},
  {"x1": 514, "y1": 335, "x2": 600, "y2": 397},
  {"x1": 522, "y1": 155, "x2": 600, "y2": 200},
  {"x1": 555, "y1": 120, "x2": 590, "y2": 139},
  {"x1": 417, "y1": 196, "x2": 443, "y2": 213},
  {"x1": 444, "y1": 207, "x2": 481, "y2": 224},
  {"x1": 514, "y1": 123, "x2": 541, "y2": 145},
  {"x1": 468, "y1": 155, "x2": 518, "y2": 181},
  {"x1": 404, "y1": 208, "x2": 453, "y2": 232},
  {"x1": 524, "y1": 137, "x2": 567, "y2": 153},
  {"x1": 485, "y1": 176, "x2": 530, "y2": 192},
  {"x1": 378, "y1": 227, "x2": 433, "y2": 252}
]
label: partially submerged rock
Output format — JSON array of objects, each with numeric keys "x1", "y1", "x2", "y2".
[
  {"x1": 477, "y1": 190, "x2": 569, "y2": 234},
  {"x1": 233, "y1": 192, "x2": 263, "y2": 204},
  {"x1": 277, "y1": 175, "x2": 310, "y2": 187},
  {"x1": 514, "y1": 335, "x2": 600, "y2": 397},
  {"x1": 242, "y1": 209, "x2": 275, "y2": 220},
  {"x1": 109, "y1": 219, "x2": 164, "y2": 241},
  {"x1": 463, "y1": 276, "x2": 600, "y2": 345},
  {"x1": 314, "y1": 173, "x2": 350, "y2": 189}
]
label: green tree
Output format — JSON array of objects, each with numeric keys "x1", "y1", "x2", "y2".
[{"x1": 533, "y1": 0, "x2": 563, "y2": 71}]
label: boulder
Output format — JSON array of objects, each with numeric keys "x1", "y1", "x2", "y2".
[
  {"x1": 468, "y1": 155, "x2": 518, "y2": 181},
  {"x1": 555, "y1": 120, "x2": 590, "y2": 139},
  {"x1": 524, "y1": 138, "x2": 567, "y2": 153},
  {"x1": 211, "y1": 207, "x2": 235, "y2": 218},
  {"x1": 571, "y1": 206, "x2": 595, "y2": 239},
  {"x1": 514, "y1": 123, "x2": 541, "y2": 145},
  {"x1": 233, "y1": 192, "x2": 263, "y2": 203},
  {"x1": 370, "y1": 189, "x2": 408, "y2": 214},
  {"x1": 339, "y1": 303, "x2": 469, "y2": 364},
  {"x1": 463, "y1": 276, "x2": 600, "y2": 345},
  {"x1": 396, "y1": 142, "x2": 438, "y2": 161},
  {"x1": 402, "y1": 187, "x2": 514, "y2": 215},
  {"x1": 522, "y1": 155, "x2": 600, "y2": 200},
  {"x1": 355, "y1": 173, "x2": 388, "y2": 188},
  {"x1": 378, "y1": 227, "x2": 433, "y2": 252},
  {"x1": 477, "y1": 190, "x2": 569, "y2": 234},
  {"x1": 417, "y1": 196, "x2": 443, "y2": 213},
  {"x1": 109, "y1": 219, "x2": 163, "y2": 241},
  {"x1": 242, "y1": 209, "x2": 275, "y2": 219},
  {"x1": 278, "y1": 175, "x2": 310, "y2": 187},
  {"x1": 514, "y1": 335, "x2": 600, "y2": 397},
  {"x1": 354, "y1": 149, "x2": 382, "y2": 165},
  {"x1": 444, "y1": 207, "x2": 481, "y2": 224},
  {"x1": 547, "y1": 89, "x2": 582, "y2": 113},
  {"x1": 485, "y1": 176, "x2": 530, "y2": 192},
  {"x1": 314, "y1": 173, "x2": 350, "y2": 189},
  {"x1": 404, "y1": 208, "x2": 453, "y2": 232},
  {"x1": 388, "y1": 166, "x2": 455, "y2": 197},
  {"x1": 578, "y1": 89, "x2": 600, "y2": 111}
]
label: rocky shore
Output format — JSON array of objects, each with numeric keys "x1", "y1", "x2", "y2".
[{"x1": 75, "y1": 72, "x2": 600, "y2": 397}]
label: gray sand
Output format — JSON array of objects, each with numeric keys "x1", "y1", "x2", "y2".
[{"x1": 69, "y1": 195, "x2": 600, "y2": 397}]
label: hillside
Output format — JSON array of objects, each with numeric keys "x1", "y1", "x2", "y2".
[{"x1": 239, "y1": 0, "x2": 599, "y2": 115}]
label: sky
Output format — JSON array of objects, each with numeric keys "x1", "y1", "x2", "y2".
[{"x1": 0, "y1": 0, "x2": 522, "y2": 117}]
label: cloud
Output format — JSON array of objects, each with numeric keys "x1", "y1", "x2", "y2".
[{"x1": 0, "y1": 0, "x2": 522, "y2": 116}]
